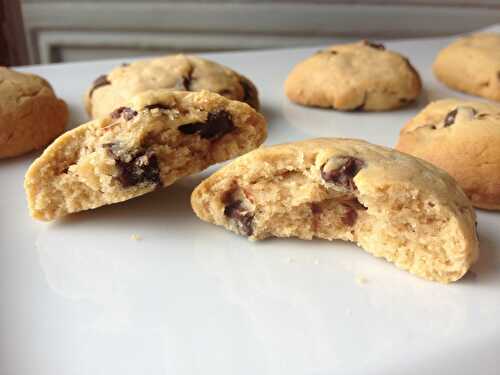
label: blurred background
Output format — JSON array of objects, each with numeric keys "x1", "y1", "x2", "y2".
[{"x1": 2, "y1": 0, "x2": 500, "y2": 66}]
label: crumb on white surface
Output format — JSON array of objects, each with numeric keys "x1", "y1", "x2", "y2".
[
  {"x1": 313, "y1": 259, "x2": 320, "y2": 265},
  {"x1": 356, "y1": 276, "x2": 367, "y2": 285},
  {"x1": 130, "y1": 234, "x2": 142, "y2": 241},
  {"x1": 286, "y1": 257, "x2": 295, "y2": 263}
]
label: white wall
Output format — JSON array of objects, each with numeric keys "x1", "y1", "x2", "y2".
[{"x1": 22, "y1": 0, "x2": 500, "y2": 64}]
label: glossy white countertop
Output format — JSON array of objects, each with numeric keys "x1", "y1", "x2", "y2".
[{"x1": 1, "y1": 25, "x2": 500, "y2": 375}]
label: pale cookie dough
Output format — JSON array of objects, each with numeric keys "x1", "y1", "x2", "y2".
[
  {"x1": 0, "y1": 67, "x2": 68, "y2": 159},
  {"x1": 85, "y1": 54, "x2": 259, "y2": 118},
  {"x1": 284, "y1": 40, "x2": 422, "y2": 111},
  {"x1": 396, "y1": 98, "x2": 500, "y2": 210},
  {"x1": 191, "y1": 138, "x2": 478, "y2": 283},
  {"x1": 25, "y1": 90, "x2": 267, "y2": 220},
  {"x1": 433, "y1": 33, "x2": 500, "y2": 102}
]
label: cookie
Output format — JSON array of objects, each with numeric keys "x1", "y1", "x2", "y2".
[
  {"x1": 433, "y1": 33, "x2": 500, "y2": 102},
  {"x1": 85, "y1": 54, "x2": 260, "y2": 119},
  {"x1": 191, "y1": 138, "x2": 478, "y2": 283},
  {"x1": 25, "y1": 89, "x2": 267, "y2": 221},
  {"x1": 0, "y1": 67, "x2": 68, "y2": 159},
  {"x1": 284, "y1": 40, "x2": 422, "y2": 111},
  {"x1": 396, "y1": 98, "x2": 500, "y2": 210}
]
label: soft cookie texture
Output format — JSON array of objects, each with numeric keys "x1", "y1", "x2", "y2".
[
  {"x1": 284, "y1": 40, "x2": 422, "y2": 111},
  {"x1": 25, "y1": 90, "x2": 267, "y2": 220},
  {"x1": 191, "y1": 138, "x2": 478, "y2": 283},
  {"x1": 85, "y1": 54, "x2": 259, "y2": 118},
  {"x1": 396, "y1": 98, "x2": 500, "y2": 210},
  {"x1": 0, "y1": 67, "x2": 68, "y2": 159},
  {"x1": 433, "y1": 33, "x2": 500, "y2": 102}
]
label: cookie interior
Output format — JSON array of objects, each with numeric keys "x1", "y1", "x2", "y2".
[
  {"x1": 25, "y1": 90, "x2": 266, "y2": 220},
  {"x1": 192, "y1": 139, "x2": 478, "y2": 283}
]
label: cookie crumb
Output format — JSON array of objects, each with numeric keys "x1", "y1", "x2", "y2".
[
  {"x1": 130, "y1": 234, "x2": 142, "y2": 241},
  {"x1": 355, "y1": 275, "x2": 367, "y2": 285},
  {"x1": 286, "y1": 257, "x2": 295, "y2": 263},
  {"x1": 313, "y1": 259, "x2": 320, "y2": 265}
]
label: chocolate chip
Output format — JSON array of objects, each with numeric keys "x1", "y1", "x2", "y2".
[
  {"x1": 321, "y1": 156, "x2": 364, "y2": 190},
  {"x1": 444, "y1": 109, "x2": 458, "y2": 127},
  {"x1": 341, "y1": 205, "x2": 358, "y2": 226},
  {"x1": 176, "y1": 66, "x2": 194, "y2": 90},
  {"x1": 444, "y1": 107, "x2": 477, "y2": 127},
  {"x1": 311, "y1": 203, "x2": 322, "y2": 215},
  {"x1": 178, "y1": 110, "x2": 234, "y2": 139},
  {"x1": 144, "y1": 103, "x2": 171, "y2": 111},
  {"x1": 329, "y1": 50, "x2": 338, "y2": 54},
  {"x1": 116, "y1": 150, "x2": 160, "y2": 187},
  {"x1": 363, "y1": 40, "x2": 385, "y2": 50},
  {"x1": 89, "y1": 75, "x2": 110, "y2": 97},
  {"x1": 121, "y1": 62, "x2": 129, "y2": 67},
  {"x1": 110, "y1": 106, "x2": 138, "y2": 121},
  {"x1": 239, "y1": 77, "x2": 259, "y2": 109},
  {"x1": 104, "y1": 144, "x2": 160, "y2": 187},
  {"x1": 350, "y1": 92, "x2": 368, "y2": 111},
  {"x1": 224, "y1": 200, "x2": 254, "y2": 236},
  {"x1": 497, "y1": 71, "x2": 500, "y2": 80}
]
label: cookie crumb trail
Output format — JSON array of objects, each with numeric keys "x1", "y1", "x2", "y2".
[{"x1": 130, "y1": 234, "x2": 142, "y2": 241}]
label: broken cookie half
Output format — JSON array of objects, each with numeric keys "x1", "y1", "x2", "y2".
[
  {"x1": 191, "y1": 138, "x2": 479, "y2": 283},
  {"x1": 25, "y1": 89, "x2": 267, "y2": 220}
]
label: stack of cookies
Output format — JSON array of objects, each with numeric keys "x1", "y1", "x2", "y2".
[{"x1": 10, "y1": 31, "x2": 500, "y2": 283}]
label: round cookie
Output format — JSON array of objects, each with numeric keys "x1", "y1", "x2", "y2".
[
  {"x1": 25, "y1": 89, "x2": 267, "y2": 221},
  {"x1": 396, "y1": 98, "x2": 500, "y2": 210},
  {"x1": 191, "y1": 138, "x2": 478, "y2": 283},
  {"x1": 433, "y1": 33, "x2": 500, "y2": 102},
  {"x1": 85, "y1": 54, "x2": 260, "y2": 119},
  {"x1": 0, "y1": 67, "x2": 68, "y2": 159},
  {"x1": 284, "y1": 40, "x2": 422, "y2": 111}
]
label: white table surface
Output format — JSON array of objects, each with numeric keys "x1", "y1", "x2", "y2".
[{"x1": 2, "y1": 25, "x2": 500, "y2": 375}]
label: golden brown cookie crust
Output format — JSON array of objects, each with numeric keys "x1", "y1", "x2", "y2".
[
  {"x1": 396, "y1": 98, "x2": 500, "y2": 210},
  {"x1": 191, "y1": 138, "x2": 478, "y2": 283},
  {"x1": 26, "y1": 90, "x2": 267, "y2": 221},
  {"x1": 433, "y1": 33, "x2": 500, "y2": 102},
  {"x1": 0, "y1": 67, "x2": 68, "y2": 159},
  {"x1": 284, "y1": 41, "x2": 422, "y2": 111},
  {"x1": 85, "y1": 54, "x2": 260, "y2": 119}
]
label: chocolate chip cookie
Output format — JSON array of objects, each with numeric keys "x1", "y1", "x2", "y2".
[
  {"x1": 0, "y1": 67, "x2": 68, "y2": 159},
  {"x1": 25, "y1": 90, "x2": 267, "y2": 220},
  {"x1": 191, "y1": 138, "x2": 478, "y2": 283},
  {"x1": 284, "y1": 40, "x2": 422, "y2": 111},
  {"x1": 433, "y1": 33, "x2": 500, "y2": 102},
  {"x1": 396, "y1": 98, "x2": 500, "y2": 210},
  {"x1": 85, "y1": 54, "x2": 259, "y2": 118}
]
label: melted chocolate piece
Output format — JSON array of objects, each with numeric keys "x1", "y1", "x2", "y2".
[
  {"x1": 115, "y1": 151, "x2": 160, "y2": 187},
  {"x1": 341, "y1": 205, "x2": 358, "y2": 226},
  {"x1": 321, "y1": 157, "x2": 364, "y2": 191},
  {"x1": 224, "y1": 200, "x2": 254, "y2": 236},
  {"x1": 89, "y1": 75, "x2": 110, "y2": 97},
  {"x1": 110, "y1": 106, "x2": 138, "y2": 121},
  {"x1": 363, "y1": 40, "x2": 385, "y2": 50},
  {"x1": 443, "y1": 109, "x2": 458, "y2": 127},
  {"x1": 239, "y1": 77, "x2": 259, "y2": 109},
  {"x1": 104, "y1": 144, "x2": 160, "y2": 187},
  {"x1": 444, "y1": 107, "x2": 477, "y2": 127},
  {"x1": 178, "y1": 111, "x2": 234, "y2": 139},
  {"x1": 144, "y1": 103, "x2": 171, "y2": 111}
]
